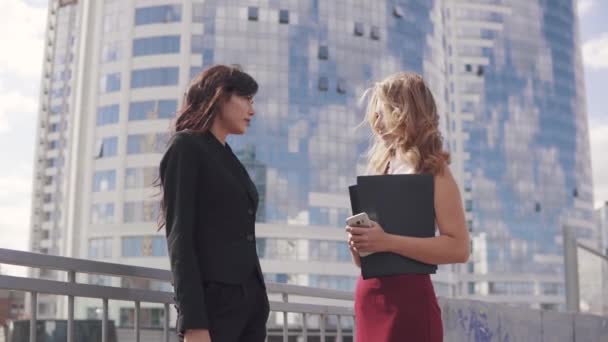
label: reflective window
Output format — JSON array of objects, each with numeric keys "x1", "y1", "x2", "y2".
[
  {"x1": 192, "y1": 3, "x2": 204, "y2": 23},
  {"x1": 100, "y1": 72, "x2": 121, "y2": 93},
  {"x1": 371, "y1": 26, "x2": 380, "y2": 40},
  {"x1": 135, "y1": 5, "x2": 181, "y2": 26},
  {"x1": 131, "y1": 67, "x2": 179, "y2": 88},
  {"x1": 190, "y1": 66, "x2": 203, "y2": 80},
  {"x1": 101, "y1": 41, "x2": 123, "y2": 63},
  {"x1": 248, "y1": 7, "x2": 258, "y2": 21},
  {"x1": 88, "y1": 237, "x2": 113, "y2": 258},
  {"x1": 133, "y1": 36, "x2": 180, "y2": 56},
  {"x1": 127, "y1": 133, "x2": 170, "y2": 154},
  {"x1": 121, "y1": 236, "x2": 166, "y2": 257},
  {"x1": 337, "y1": 78, "x2": 347, "y2": 94},
  {"x1": 279, "y1": 10, "x2": 289, "y2": 24},
  {"x1": 128, "y1": 99, "x2": 177, "y2": 120},
  {"x1": 91, "y1": 204, "x2": 115, "y2": 224},
  {"x1": 92, "y1": 170, "x2": 116, "y2": 192},
  {"x1": 354, "y1": 22, "x2": 364, "y2": 36},
  {"x1": 123, "y1": 202, "x2": 160, "y2": 224},
  {"x1": 125, "y1": 167, "x2": 159, "y2": 189},
  {"x1": 318, "y1": 76, "x2": 329, "y2": 91},
  {"x1": 95, "y1": 137, "x2": 118, "y2": 158},
  {"x1": 318, "y1": 45, "x2": 329, "y2": 60},
  {"x1": 96, "y1": 104, "x2": 119, "y2": 126},
  {"x1": 191, "y1": 34, "x2": 204, "y2": 54}
]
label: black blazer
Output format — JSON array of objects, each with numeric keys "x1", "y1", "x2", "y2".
[{"x1": 159, "y1": 130, "x2": 264, "y2": 332}]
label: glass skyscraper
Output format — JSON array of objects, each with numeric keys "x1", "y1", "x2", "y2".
[
  {"x1": 29, "y1": 0, "x2": 593, "y2": 321},
  {"x1": 443, "y1": 0, "x2": 594, "y2": 310}
]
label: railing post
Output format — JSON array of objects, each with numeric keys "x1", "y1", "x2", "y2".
[
  {"x1": 563, "y1": 225, "x2": 580, "y2": 312},
  {"x1": 282, "y1": 293, "x2": 288, "y2": 342},
  {"x1": 135, "y1": 301, "x2": 141, "y2": 342},
  {"x1": 302, "y1": 312, "x2": 308, "y2": 341},
  {"x1": 320, "y1": 312, "x2": 326, "y2": 342},
  {"x1": 67, "y1": 270, "x2": 75, "y2": 342},
  {"x1": 336, "y1": 315, "x2": 342, "y2": 342},
  {"x1": 102, "y1": 298, "x2": 109, "y2": 342},
  {"x1": 164, "y1": 303, "x2": 170, "y2": 342},
  {"x1": 29, "y1": 292, "x2": 37, "y2": 342}
]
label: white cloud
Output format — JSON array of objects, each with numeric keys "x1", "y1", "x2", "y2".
[
  {"x1": 590, "y1": 122, "x2": 608, "y2": 206},
  {"x1": 0, "y1": 1, "x2": 46, "y2": 133},
  {"x1": 0, "y1": 169, "x2": 33, "y2": 254},
  {"x1": 0, "y1": 1, "x2": 46, "y2": 272},
  {"x1": 583, "y1": 33, "x2": 608, "y2": 70},
  {"x1": 577, "y1": 0, "x2": 595, "y2": 17},
  {"x1": 0, "y1": 1, "x2": 46, "y2": 79},
  {"x1": 0, "y1": 91, "x2": 38, "y2": 133}
]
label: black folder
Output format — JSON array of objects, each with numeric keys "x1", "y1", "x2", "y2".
[{"x1": 349, "y1": 174, "x2": 437, "y2": 279}]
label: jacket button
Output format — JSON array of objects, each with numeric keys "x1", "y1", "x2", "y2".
[
  {"x1": 246, "y1": 233, "x2": 254, "y2": 241},
  {"x1": 248, "y1": 208, "x2": 254, "y2": 215}
]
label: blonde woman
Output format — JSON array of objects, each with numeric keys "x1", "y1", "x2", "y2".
[{"x1": 346, "y1": 72, "x2": 470, "y2": 342}]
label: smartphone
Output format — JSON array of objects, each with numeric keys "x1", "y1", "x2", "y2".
[
  {"x1": 345, "y1": 212, "x2": 374, "y2": 257},
  {"x1": 346, "y1": 212, "x2": 372, "y2": 228}
]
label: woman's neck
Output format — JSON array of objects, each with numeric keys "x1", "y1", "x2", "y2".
[{"x1": 209, "y1": 124, "x2": 228, "y2": 145}]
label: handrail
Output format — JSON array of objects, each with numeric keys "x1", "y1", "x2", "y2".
[{"x1": 0, "y1": 248, "x2": 355, "y2": 342}]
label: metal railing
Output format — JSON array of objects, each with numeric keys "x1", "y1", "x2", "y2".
[
  {"x1": 563, "y1": 225, "x2": 608, "y2": 313},
  {"x1": 0, "y1": 248, "x2": 354, "y2": 342}
]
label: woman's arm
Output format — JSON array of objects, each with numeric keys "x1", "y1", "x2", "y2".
[
  {"x1": 161, "y1": 134, "x2": 210, "y2": 337},
  {"x1": 348, "y1": 166, "x2": 470, "y2": 265}
]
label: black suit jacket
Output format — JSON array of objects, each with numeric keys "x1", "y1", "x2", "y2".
[{"x1": 159, "y1": 130, "x2": 264, "y2": 333}]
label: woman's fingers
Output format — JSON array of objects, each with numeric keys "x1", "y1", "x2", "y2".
[{"x1": 349, "y1": 234, "x2": 368, "y2": 243}]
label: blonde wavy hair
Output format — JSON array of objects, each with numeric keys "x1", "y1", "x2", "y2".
[{"x1": 364, "y1": 72, "x2": 450, "y2": 175}]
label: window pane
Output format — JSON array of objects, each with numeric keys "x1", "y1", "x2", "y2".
[
  {"x1": 128, "y1": 101, "x2": 155, "y2": 121},
  {"x1": 248, "y1": 7, "x2": 258, "y2": 21},
  {"x1": 158, "y1": 100, "x2": 177, "y2": 118},
  {"x1": 192, "y1": 3, "x2": 204, "y2": 23},
  {"x1": 135, "y1": 5, "x2": 182, "y2": 26},
  {"x1": 133, "y1": 35, "x2": 180, "y2": 56},
  {"x1": 371, "y1": 26, "x2": 380, "y2": 40},
  {"x1": 93, "y1": 170, "x2": 116, "y2": 192},
  {"x1": 190, "y1": 66, "x2": 203, "y2": 80},
  {"x1": 127, "y1": 133, "x2": 167, "y2": 154},
  {"x1": 96, "y1": 137, "x2": 118, "y2": 158},
  {"x1": 100, "y1": 72, "x2": 121, "y2": 93},
  {"x1": 123, "y1": 202, "x2": 159, "y2": 223},
  {"x1": 279, "y1": 9, "x2": 289, "y2": 24},
  {"x1": 96, "y1": 104, "x2": 119, "y2": 126},
  {"x1": 318, "y1": 45, "x2": 329, "y2": 60},
  {"x1": 131, "y1": 67, "x2": 179, "y2": 88},
  {"x1": 91, "y1": 204, "x2": 115, "y2": 224},
  {"x1": 191, "y1": 34, "x2": 204, "y2": 53},
  {"x1": 101, "y1": 41, "x2": 123, "y2": 62},
  {"x1": 354, "y1": 22, "x2": 364, "y2": 36},
  {"x1": 318, "y1": 76, "x2": 329, "y2": 91},
  {"x1": 129, "y1": 99, "x2": 177, "y2": 120}
]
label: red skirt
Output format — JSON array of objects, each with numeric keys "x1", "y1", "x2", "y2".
[{"x1": 354, "y1": 274, "x2": 443, "y2": 342}]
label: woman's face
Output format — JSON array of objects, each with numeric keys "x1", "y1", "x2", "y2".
[
  {"x1": 373, "y1": 110, "x2": 396, "y2": 144},
  {"x1": 217, "y1": 94, "x2": 255, "y2": 135}
]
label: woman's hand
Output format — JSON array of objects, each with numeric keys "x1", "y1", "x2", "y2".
[
  {"x1": 346, "y1": 220, "x2": 392, "y2": 254},
  {"x1": 185, "y1": 329, "x2": 211, "y2": 342}
]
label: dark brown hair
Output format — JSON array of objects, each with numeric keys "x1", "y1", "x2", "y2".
[{"x1": 174, "y1": 64, "x2": 258, "y2": 133}]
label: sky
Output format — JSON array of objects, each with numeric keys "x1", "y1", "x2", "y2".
[{"x1": 0, "y1": 0, "x2": 606, "y2": 273}]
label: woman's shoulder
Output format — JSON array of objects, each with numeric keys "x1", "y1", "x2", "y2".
[
  {"x1": 161, "y1": 131, "x2": 208, "y2": 164},
  {"x1": 433, "y1": 163, "x2": 457, "y2": 190},
  {"x1": 171, "y1": 130, "x2": 208, "y2": 150}
]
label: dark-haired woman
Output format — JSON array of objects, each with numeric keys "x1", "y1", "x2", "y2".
[{"x1": 158, "y1": 65, "x2": 269, "y2": 342}]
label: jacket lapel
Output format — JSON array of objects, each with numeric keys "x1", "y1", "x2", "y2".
[{"x1": 203, "y1": 133, "x2": 258, "y2": 208}]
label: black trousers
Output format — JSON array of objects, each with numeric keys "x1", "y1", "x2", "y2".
[{"x1": 179, "y1": 270, "x2": 270, "y2": 342}]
